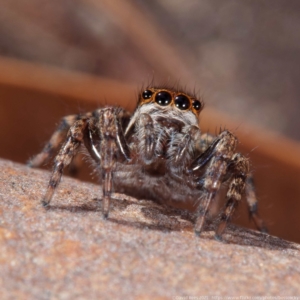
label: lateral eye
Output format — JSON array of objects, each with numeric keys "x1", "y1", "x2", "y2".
[
  {"x1": 142, "y1": 90, "x2": 153, "y2": 99},
  {"x1": 192, "y1": 100, "x2": 202, "y2": 111},
  {"x1": 155, "y1": 91, "x2": 172, "y2": 106},
  {"x1": 175, "y1": 95, "x2": 190, "y2": 110}
]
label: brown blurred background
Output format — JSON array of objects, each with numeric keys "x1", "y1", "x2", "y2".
[{"x1": 0, "y1": 0, "x2": 300, "y2": 243}]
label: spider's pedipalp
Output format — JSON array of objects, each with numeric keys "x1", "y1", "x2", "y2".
[
  {"x1": 168, "y1": 125, "x2": 200, "y2": 174},
  {"x1": 137, "y1": 113, "x2": 155, "y2": 164}
]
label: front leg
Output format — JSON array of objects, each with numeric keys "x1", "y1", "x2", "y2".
[
  {"x1": 189, "y1": 130, "x2": 238, "y2": 236},
  {"x1": 245, "y1": 175, "x2": 268, "y2": 233},
  {"x1": 215, "y1": 153, "x2": 250, "y2": 239},
  {"x1": 96, "y1": 107, "x2": 131, "y2": 218},
  {"x1": 215, "y1": 154, "x2": 268, "y2": 239}
]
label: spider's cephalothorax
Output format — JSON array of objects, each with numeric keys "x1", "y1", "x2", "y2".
[{"x1": 29, "y1": 87, "x2": 266, "y2": 239}]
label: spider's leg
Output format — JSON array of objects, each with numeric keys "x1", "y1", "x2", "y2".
[
  {"x1": 215, "y1": 153, "x2": 250, "y2": 239},
  {"x1": 189, "y1": 130, "x2": 238, "y2": 236},
  {"x1": 82, "y1": 117, "x2": 101, "y2": 163},
  {"x1": 97, "y1": 108, "x2": 131, "y2": 218},
  {"x1": 245, "y1": 175, "x2": 268, "y2": 233},
  {"x1": 42, "y1": 118, "x2": 88, "y2": 206},
  {"x1": 215, "y1": 156, "x2": 267, "y2": 239},
  {"x1": 28, "y1": 113, "x2": 91, "y2": 167}
]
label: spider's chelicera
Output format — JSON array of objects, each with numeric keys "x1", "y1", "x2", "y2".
[{"x1": 29, "y1": 87, "x2": 266, "y2": 239}]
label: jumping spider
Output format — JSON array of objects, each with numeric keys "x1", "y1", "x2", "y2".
[{"x1": 29, "y1": 86, "x2": 266, "y2": 239}]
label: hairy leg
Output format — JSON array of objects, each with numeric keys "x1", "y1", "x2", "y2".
[
  {"x1": 215, "y1": 153, "x2": 250, "y2": 239},
  {"x1": 42, "y1": 118, "x2": 88, "y2": 206},
  {"x1": 96, "y1": 107, "x2": 131, "y2": 218},
  {"x1": 190, "y1": 130, "x2": 238, "y2": 236},
  {"x1": 245, "y1": 175, "x2": 268, "y2": 233},
  {"x1": 28, "y1": 113, "x2": 91, "y2": 167}
]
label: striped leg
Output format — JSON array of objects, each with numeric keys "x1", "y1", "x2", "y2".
[
  {"x1": 245, "y1": 175, "x2": 268, "y2": 233},
  {"x1": 97, "y1": 108, "x2": 131, "y2": 218},
  {"x1": 42, "y1": 118, "x2": 88, "y2": 206},
  {"x1": 215, "y1": 153, "x2": 249, "y2": 239},
  {"x1": 215, "y1": 156, "x2": 268, "y2": 239},
  {"x1": 192, "y1": 131, "x2": 238, "y2": 236},
  {"x1": 28, "y1": 114, "x2": 80, "y2": 168}
]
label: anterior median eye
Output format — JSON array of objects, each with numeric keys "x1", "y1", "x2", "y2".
[
  {"x1": 155, "y1": 91, "x2": 172, "y2": 106},
  {"x1": 142, "y1": 90, "x2": 153, "y2": 99},
  {"x1": 192, "y1": 100, "x2": 202, "y2": 111},
  {"x1": 175, "y1": 95, "x2": 190, "y2": 110}
]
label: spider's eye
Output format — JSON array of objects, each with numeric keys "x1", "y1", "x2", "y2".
[
  {"x1": 142, "y1": 90, "x2": 153, "y2": 99},
  {"x1": 175, "y1": 95, "x2": 190, "y2": 110},
  {"x1": 192, "y1": 100, "x2": 202, "y2": 111},
  {"x1": 155, "y1": 91, "x2": 172, "y2": 106}
]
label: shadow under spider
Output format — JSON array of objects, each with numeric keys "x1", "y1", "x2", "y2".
[
  {"x1": 221, "y1": 224, "x2": 300, "y2": 252},
  {"x1": 46, "y1": 197, "x2": 299, "y2": 252}
]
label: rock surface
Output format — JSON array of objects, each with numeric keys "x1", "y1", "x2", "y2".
[{"x1": 0, "y1": 159, "x2": 299, "y2": 299}]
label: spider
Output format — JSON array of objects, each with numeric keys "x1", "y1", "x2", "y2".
[{"x1": 29, "y1": 86, "x2": 266, "y2": 239}]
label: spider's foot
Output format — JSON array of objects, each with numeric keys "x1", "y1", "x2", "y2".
[
  {"x1": 214, "y1": 233, "x2": 223, "y2": 242},
  {"x1": 194, "y1": 214, "x2": 205, "y2": 237},
  {"x1": 102, "y1": 197, "x2": 110, "y2": 219},
  {"x1": 260, "y1": 225, "x2": 268, "y2": 234},
  {"x1": 41, "y1": 199, "x2": 50, "y2": 209},
  {"x1": 102, "y1": 211, "x2": 109, "y2": 220},
  {"x1": 27, "y1": 152, "x2": 48, "y2": 168},
  {"x1": 194, "y1": 229, "x2": 202, "y2": 237},
  {"x1": 251, "y1": 213, "x2": 268, "y2": 234},
  {"x1": 26, "y1": 159, "x2": 33, "y2": 168}
]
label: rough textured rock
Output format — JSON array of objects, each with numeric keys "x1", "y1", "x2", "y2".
[{"x1": 0, "y1": 159, "x2": 299, "y2": 299}]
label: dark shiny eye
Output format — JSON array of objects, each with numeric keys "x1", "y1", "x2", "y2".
[
  {"x1": 175, "y1": 95, "x2": 190, "y2": 110},
  {"x1": 192, "y1": 100, "x2": 202, "y2": 111},
  {"x1": 155, "y1": 91, "x2": 172, "y2": 106},
  {"x1": 142, "y1": 90, "x2": 153, "y2": 99}
]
